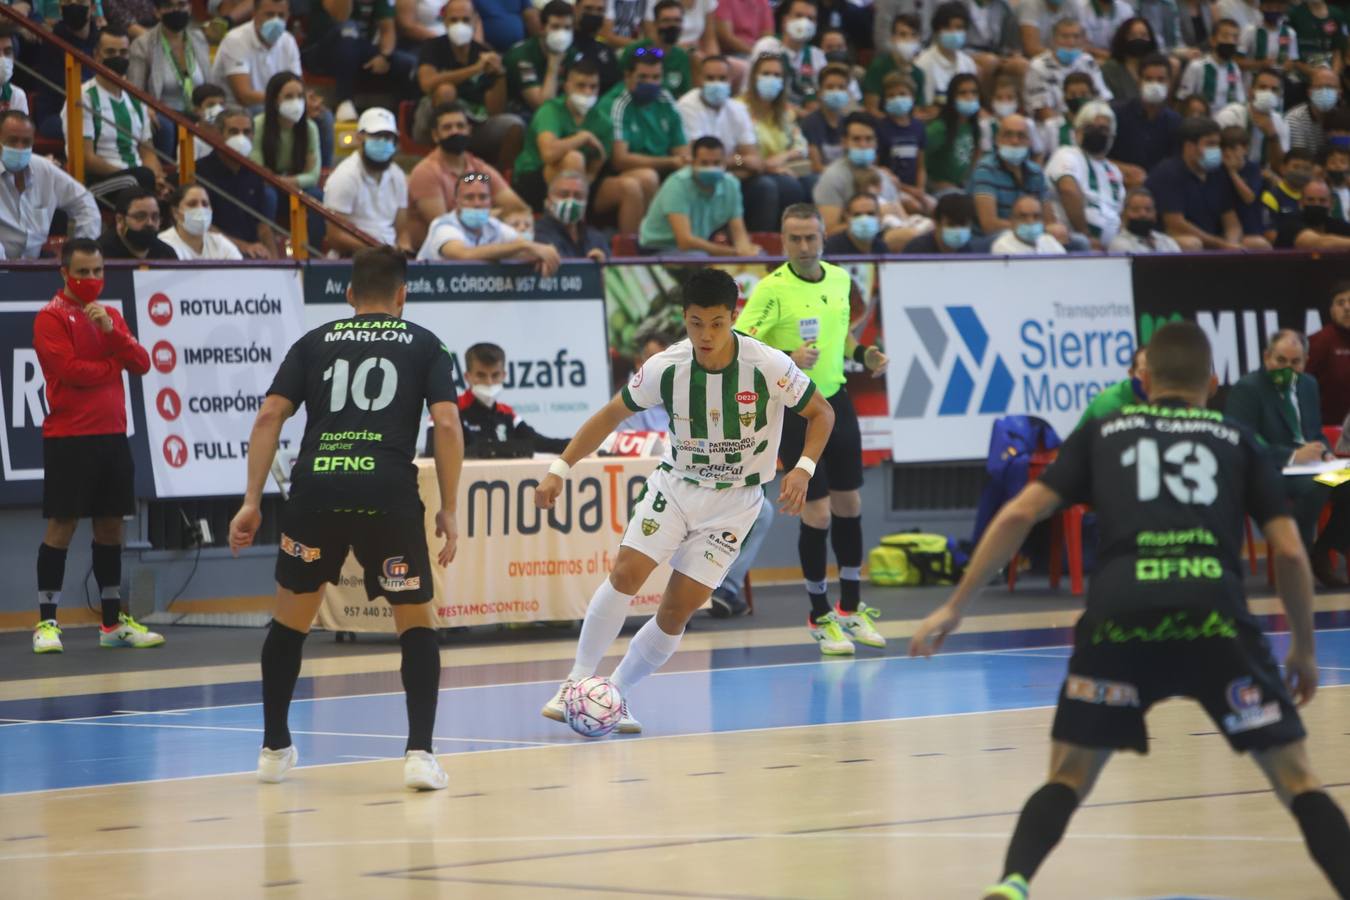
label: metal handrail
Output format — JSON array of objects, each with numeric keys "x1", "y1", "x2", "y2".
[{"x1": 0, "y1": 3, "x2": 383, "y2": 258}]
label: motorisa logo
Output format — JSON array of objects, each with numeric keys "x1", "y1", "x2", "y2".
[{"x1": 891, "y1": 301, "x2": 1134, "y2": 458}]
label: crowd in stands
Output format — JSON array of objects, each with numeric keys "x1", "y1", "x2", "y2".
[{"x1": 3, "y1": 0, "x2": 1350, "y2": 260}]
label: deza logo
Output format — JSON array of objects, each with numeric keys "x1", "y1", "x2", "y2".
[{"x1": 893, "y1": 304, "x2": 1134, "y2": 419}]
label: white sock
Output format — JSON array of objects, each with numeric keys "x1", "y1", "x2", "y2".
[
  {"x1": 611, "y1": 618, "x2": 683, "y2": 692},
  {"x1": 567, "y1": 579, "x2": 635, "y2": 682}
]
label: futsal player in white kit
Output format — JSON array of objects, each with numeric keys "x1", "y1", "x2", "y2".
[{"x1": 535, "y1": 269, "x2": 836, "y2": 731}]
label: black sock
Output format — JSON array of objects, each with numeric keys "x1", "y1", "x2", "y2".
[
  {"x1": 92, "y1": 543, "x2": 122, "y2": 628},
  {"x1": 260, "y1": 620, "x2": 308, "y2": 750},
  {"x1": 799, "y1": 523, "x2": 830, "y2": 619},
  {"x1": 1002, "y1": 782, "x2": 1080, "y2": 883},
  {"x1": 400, "y1": 627, "x2": 441, "y2": 753},
  {"x1": 1292, "y1": 790, "x2": 1350, "y2": 897},
  {"x1": 37, "y1": 543, "x2": 66, "y2": 622},
  {"x1": 830, "y1": 516, "x2": 863, "y2": 613}
]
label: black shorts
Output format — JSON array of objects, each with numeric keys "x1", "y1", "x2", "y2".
[
  {"x1": 42, "y1": 434, "x2": 135, "y2": 520},
  {"x1": 777, "y1": 386, "x2": 863, "y2": 502},
  {"x1": 512, "y1": 167, "x2": 548, "y2": 212},
  {"x1": 274, "y1": 501, "x2": 434, "y2": 604},
  {"x1": 1052, "y1": 610, "x2": 1306, "y2": 755}
]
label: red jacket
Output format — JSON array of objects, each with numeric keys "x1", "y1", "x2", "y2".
[
  {"x1": 33, "y1": 293, "x2": 150, "y2": 438},
  {"x1": 1309, "y1": 324, "x2": 1350, "y2": 429}
]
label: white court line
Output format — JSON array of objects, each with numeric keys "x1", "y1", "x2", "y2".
[
  {"x1": 0, "y1": 830, "x2": 1305, "y2": 863},
  {"x1": 0, "y1": 718, "x2": 553, "y2": 747}
]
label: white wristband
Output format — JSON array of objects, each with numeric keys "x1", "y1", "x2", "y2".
[
  {"x1": 548, "y1": 458, "x2": 571, "y2": 480},
  {"x1": 794, "y1": 457, "x2": 817, "y2": 478}
]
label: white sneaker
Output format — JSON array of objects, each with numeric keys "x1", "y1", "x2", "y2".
[
  {"x1": 257, "y1": 745, "x2": 298, "y2": 783},
  {"x1": 616, "y1": 699, "x2": 642, "y2": 734},
  {"x1": 335, "y1": 100, "x2": 358, "y2": 122},
  {"x1": 838, "y1": 603, "x2": 886, "y2": 649},
  {"x1": 809, "y1": 612, "x2": 855, "y2": 656},
  {"x1": 99, "y1": 614, "x2": 165, "y2": 648},
  {"x1": 33, "y1": 619, "x2": 62, "y2": 654},
  {"x1": 541, "y1": 679, "x2": 573, "y2": 722},
  {"x1": 404, "y1": 750, "x2": 448, "y2": 791}
]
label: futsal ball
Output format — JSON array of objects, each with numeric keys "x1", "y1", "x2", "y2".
[{"x1": 563, "y1": 676, "x2": 624, "y2": 737}]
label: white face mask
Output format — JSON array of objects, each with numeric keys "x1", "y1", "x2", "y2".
[
  {"x1": 785, "y1": 16, "x2": 815, "y2": 42},
  {"x1": 202, "y1": 102, "x2": 224, "y2": 123},
  {"x1": 0, "y1": 56, "x2": 13, "y2": 84},
  {"x1": 570, "y1": 91, "x2": 597, "y2": 114},
  {"x1": 471, "y1": 382, "x2": 504, "y2": 406},
  {"x1": 545, "y1": 28, "x2": 573, "y2": 54},
  {"x1": 182, "y1": 206, "x2": 212, "y2": 236},
  {"x1": 225, "y1": 133, "x2": 253, "y2": 157},
  {"x1": 894, "y1": 38, "x2": 920, "y2": 59},
  {"x1": 278, "y1": 96, "x2": 305, "y2": 123},
  {"x1": 992, "y1": 99, "x2": 1018, "y2": 118},
  {"x1": 447, "y1": 21, "x2": 474, "y2": 46}
]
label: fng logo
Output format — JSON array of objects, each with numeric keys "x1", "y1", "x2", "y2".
[{"x1": 893, "y1": 306, "x2": 1013, "y2": 419}]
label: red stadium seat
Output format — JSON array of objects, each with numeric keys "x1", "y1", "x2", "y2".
[
  {"x1": 1007, "y1": 449, "x2": 1086, "y2": 596},
  {"x1": 750, "y1": 232, "x2": 781, "y2": 255},
  {"x1": 611, "y1": 233, "x2": 640, "y2": 257}
]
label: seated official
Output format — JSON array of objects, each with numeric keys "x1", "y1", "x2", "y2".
[
  {"x1": 1225, "y1": 329, "x2": 1350, "y2": 587},
  {"x1": 1077, "y1": 347, "x2": 1147, "y2": 428}
]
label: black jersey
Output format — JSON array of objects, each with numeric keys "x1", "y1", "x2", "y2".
[
  {"x1": 1040, "y1": 399, "x2": 1289, "y2": 624},
  {"x1": 267, "y1": 313, "x2": 457, "y2": 511}
]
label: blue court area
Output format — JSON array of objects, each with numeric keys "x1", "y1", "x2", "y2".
[{"x1": 6, "y1": 616, "x2": 1350, "y2": 796}]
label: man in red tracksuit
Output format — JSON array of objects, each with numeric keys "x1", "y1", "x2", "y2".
[
  {"x1": 30, "y1": 238, "x2": 164, "y2": 654},
  {"x1": 1309, "y1": 282, "x2": 1350, "y2": 429}
]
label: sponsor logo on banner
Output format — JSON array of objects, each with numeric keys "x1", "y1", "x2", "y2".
[
  {"x1": 379, "y1": 556, "x2": 421, "y2": 592},
  {"x1": 881, "y1": 259, "x2": 1136, "y2": 462},
  {"x1": 136, "y1": 269, "x2": 307, "y2": 498}
]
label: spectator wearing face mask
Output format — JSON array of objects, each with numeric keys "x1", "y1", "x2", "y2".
[
  {"x1": 1145, "y1": 115, "x2": 1269, "y2": 250},
  {"x1": 801, "y1": 64, "x2": 857, "y2": 175},
  {"x1": 815, "y1": 114, "x2": 902, "y2": 235},
  {"x1": 586, "y1": 49, "x2": 689, "y2": 202},
  {"x1": 713, "y1": 0, "x2": 773, "y2": 65},
  {"x1": 1025, "y1": 17, "x2": 1113, "y2": 124},
  {"x1": 1288, "y1": 0, "x2": 1347, "y2": 81},
  {"x1": 863, "y1": 14, "x2": 930, "y2": 118},
  {"x1": 99, "y1": 187, "x2": 176, "y2": 260},
  {"x1": 1274, "y1": 177, "x2": 1350, "y2": 248},
  {"x1": 750, "y1": 0, "x2": 829, "y2": 110},
  {"x1": 190, "y1": 82, "x2": 226, "y2": 141},
  {"x1": 211, "y1": 0, "x2": 301, "y2": 110},
  {"x1": 127, "y1": 0, "x2": 209, "y2": 157},
  {"x1": 1075, "y1": 0, "x2": 1136, "y2": 62},
  {"x1": 1108, "y1": 185, "x2": 1182, "y2": 251},
  {"x1": 0, "y1": 26, "x2": 28, "y2": 117},
  {"x1": 1101, "y1": 17, "x2": 1159, "y2": 103},
  {"x1": 1215, "y1": 126, "x2": 1265, "y2": 239},
  {"x1": 1037, "y1": 70, "x2": 1098, "y2": 154},
  {"x1": 1019, "y1": 0, "x2": 1080, "y2": 57},
  {"x1": 925, "y1": 72, "x2": 982, "y2": 193},
  {"x1": 506, "y1": 0, "x2": 578, "y2": 115},
  {"x1": 34, "y1": 0, "x2": 101, "y2": 127},
  {"x1": 824, "y1": 192, "x2": 890, "y2": 253},
  {"x1": 411, "y1": 0, "x2": 514, "y2": 148},
  {"x1": 419, "y1": 171, "x2": 562, "y2": 273},
  {"x1": 915, "y1": 2, "x2": 979, "y2": 107},
  {"x1": 1238, "y1": 0, "x2": 1298, "y2": 74},
  {"x1": 677, "y1": 55, "x2": 772, "y2": 228},
  {"x1": 323, "y1": 107, "x2": 414, "y2": 255},
  {"x1": 0, "y1": 111, "x2": 100, "y2": 259},
  {"x1": 638, "y1": 136, "x2": 761, "y2": 256},
  {"x1": 622, "y1": 0, "x2": 693, "y2": 98},
  {"x1": 159, "y1": 182, "x2": 243, "y2": 260},
  {"x1": 875, "y1": 73, "x2": 930, "y2": 211},
  {"x1": 569, "y1": 0, "x2": 623, "y2": 92},
  {"x1": 1046, "y1": 100, "x2": 1125, "y2": 247},
  {"x1": 990, "y1": 194, "x2": 1068, "y2": 253},
  {"x1": 740, "y1": 53, "x2": 813, "y2": 226},
  {"x1": 1178, "y1": 18, "x2": 1245, "y2": 115},
  {"x1": 533, "y1": 169, "x2": 608, "y2": 261},
  {"x1": 970, "y1": 113, "x2": 1060, "y2": 238},
  {"x1": 981, "y1": 76, "x2": 1042, "y2": 155},
  {"x1": 902, "y1": 191, "x2": 978, "y2": 252},
  {"x1": 1325, "y1": 145, "x2": 1350, "y2": 220},
  {"x1": 1260, "y1": 145, "x2": 1314, "y2": 236},
  {"x1": 1109, "y1": 53, "x2": 1179, "y2": 184},
  {"x1": 1215, "y1": 67, "x2": 1288, "y2": 168},
  {"x1": 1287, "y1": 67, "x2": 1343, "y2": 156},
  {"x1": 195, "y1": 107, "x2": 279, "y2": 258}
]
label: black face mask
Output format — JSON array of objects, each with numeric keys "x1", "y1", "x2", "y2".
[
  {"x1": 103, "y1": 56, "x2": 130, "y2": 77},
  {"x1": 1081, "y1": 126, "x2": 1111, "y2": 155},
  {"x1": 162, "y1": 9, "x2": 191, "y2": 32},
  {"x1": 1125, "y1": 37, "x2": 1152, "y2": 57},
  {"x1": 123, "y1": 225, "x2": 159, "y2": 250},
  {"x1": 1330, "y1": 169, "x2": 1348, "y2": 186},
  {"x1": 1126, "y1": 217, "x2": 1155, "y2": 237},
  {"x1": 1065, "y1": 96, "x2": 1087, "y2": 116},
  {"x1": 825, "y1": 49, "x2": 850, "y2": 64},
  {"x1": 439, "y1": 133, "x2": 469, "y2": 155},
  {"x1": 61, "y1": 3, "x2": 89, "y2": 29},
  {"x1": 658, "y1": 24, "x2": 681, "y2": 45},
  {"x1": 1216, "y1": 41, "x2": 1237, "y2": 60},
  {"x1": 1304, "y1": 206, "x2": 1331, "y2": 228},
  {"x1": 578, "y1": 12, "x2": 603, "y2": 35}
]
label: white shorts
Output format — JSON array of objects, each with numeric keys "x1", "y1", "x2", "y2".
[{"x1": 621, "y1": 467, "x2": 766, "y2": 589}]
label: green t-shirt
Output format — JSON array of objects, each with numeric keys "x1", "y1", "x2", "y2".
[
  {"x1": 1288, "y1": 2, "x2": 1348, "y2": 69},
  {"x1": 925, "y1": 117, "x2": 976, "y2": 187},
  {"x1": 638, "y1": 168, "x2": 744, "y2": 249},
  {"x1": 1076, "y1": 378, "x2": 1143, "y2": 430},
  {"x1": 618, "y1": 41, "x2": 692, "y2": 97},
  {"x1": 584, "y1": 80, "x2": 686, "y2": 158},
  {"x1": 307, "y1": 0, "x2": 392, "y2": 46},
  {"x1": 514, "y1": 95, "x2": 594, "y2": 178},
  {"x1": 505, "y1": 37, "x2": 552, "y2": 103},
  {"x1": 735, "y1": 260, "x2": 853, "y2": 399},
  {"x1": 861, "y1": 53, "x2": 926, "y2": 104}
]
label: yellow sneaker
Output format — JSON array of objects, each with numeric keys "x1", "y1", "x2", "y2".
[
  {"x1": 32, "y1": 619, "x2": 63, "y2": 654},
  {"x1": 99, "y1": 613, "x2": 165, "y2": 648}
]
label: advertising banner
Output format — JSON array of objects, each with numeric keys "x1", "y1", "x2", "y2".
[
  {"x1": 881, "y1": 257, "x2": 1137, "y2": 462},
  {"x1": 303, "y1": 262, "x2": 609, "y2": 439},
  {"x1": 0, "y1": 269, "x2": 153, "y2": 507},
  {"x1": 1131, "y1": 253, "x2": 1350, "y2": 385},
  {"x1": 134, "y1": 268, "x2": 308, "y2": 497},
  {"x1": 317, "y1": 456, "x2": 672, "y2": 631}
]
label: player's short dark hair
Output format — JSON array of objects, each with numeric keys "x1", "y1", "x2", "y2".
[
  {"x1": 1179, "y1": 116, "x2": 1220, "y2": 145},
  {"x1": 1062, "y1": 71, "x2": 1095, "y2": 94},
  {"x1": 114, "y1": 186, "x2": 156, "y2": 216},
  {"x1": 930, "y1": 1, "x2": 967, "y2": 33},
  {"x1": 1219, "y1": 125, "x2": 1249, "y2": 149},
  {"x1": 1139, "y1": 52, "x2": 1171, "y2": 78},
  {"x1": 893, "y1": 12, "x2": 920, "y2": 32},
  {"x1": 653, "y1": 0, "x2": 683, "y2": 17},
  {"x1": 192, "y1": 82, "x2": 227, "y2": 107},
  {"x1": 61, "y1": 237, "x2": 101, "y2": 268},
  {"x1": 680, "y1": 269, "x2": 738, "y2": 313},
  {"x1": 691, "y1": 135, "x2": 724, "y2": 156},
  {"x1": 566, "y1": 58, "x2": 601, "y2": 79},
  {"x1": 349, "y1": 246, "x2": 407, "y2": 304},
  {"x1": 98, "y1": 24, "x2": 130, "y2": 43},
  {"x1": 845, "y1": 191, "x2": 879, "y2": 213},
  {"x1": 935, "y1": 192, "x2": 974, "y2": 226},
  {"x1": 540, "y1": 0, "x2": 573, "y2": 25},
  {"x1": 1146, "y1": 321, "x2": 1213, "y2": 393},
  {"x1": 781, "y1": 202, "x2": 823, "y2": 229},
  {"x1": 843, "y1": 112, "x2": 876, "y2": 138},
  {"x1": 465, "y1": 342, "x2": 506, "y2": 368},
  {"x1": 433, "y1": 100, "x2": 470, "y2": 127}
]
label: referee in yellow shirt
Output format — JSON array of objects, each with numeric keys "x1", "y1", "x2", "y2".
[{"x1": 735, "y1": 203, "x2": 889, "y2": 655}]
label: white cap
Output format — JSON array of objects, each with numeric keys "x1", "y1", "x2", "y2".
[{"x1": 357, "y1": 107, "x2": 397, "y2": 135}]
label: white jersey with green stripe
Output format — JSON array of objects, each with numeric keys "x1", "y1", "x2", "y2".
[{"x1": 620, "y1": 332, "x2": 815, "y2": 489}]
